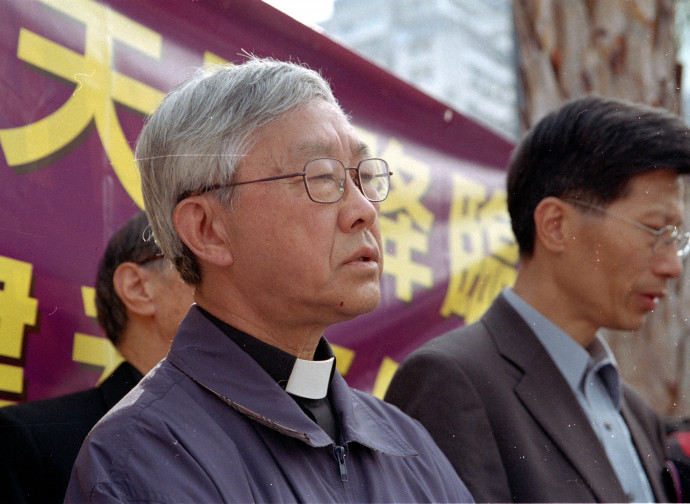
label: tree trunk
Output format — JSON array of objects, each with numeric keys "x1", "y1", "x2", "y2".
[{"x1": 513, "y1": 0, "x2": 688, "y2": 419}]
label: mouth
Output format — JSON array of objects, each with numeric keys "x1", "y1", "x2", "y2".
[
  {"x1": 640, "y1": 291, "x2": 665, "y2": 310},
  {"x1": 353, "y1": 253, "x2": 374, "y2": 262},
  {"x1": 345, "y1": 246, "x2": 379, "y2": 266}
]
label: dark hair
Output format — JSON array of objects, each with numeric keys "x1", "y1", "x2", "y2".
[
  {"x1": 507, "y1": 95, "x2": 690, "y2": 256},
  {"x1": 95, "y1": 212, "x2": 162, "y2": 345}
]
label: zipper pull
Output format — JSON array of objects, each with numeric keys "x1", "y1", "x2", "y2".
[{"x1": 334, "y1": 445, "x2": 348, "y2": 482}]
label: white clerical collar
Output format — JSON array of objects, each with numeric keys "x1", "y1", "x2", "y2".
[{"x1": 285, "y1": 356, "x2": 334, "y2": 400}]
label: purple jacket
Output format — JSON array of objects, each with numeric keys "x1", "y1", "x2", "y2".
[{"x1": 65, "y1": 306, "x2": 473, "y2": 503}]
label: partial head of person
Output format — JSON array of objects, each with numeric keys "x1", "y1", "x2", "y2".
[
  {"x1": 95, "y1": 211, "x2": 194, "y2": 374},
  {"x1": 507, "y1": 95, "x2": 690, "y2": 342},
  {"x1": 135, "y1": 57, "x2": 390, "y2": 357}
]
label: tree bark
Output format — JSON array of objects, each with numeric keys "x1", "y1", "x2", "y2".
[{"x1": 514, "y1": 0, "x2": 680, "y2": 127}]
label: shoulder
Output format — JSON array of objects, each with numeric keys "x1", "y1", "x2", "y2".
[
  {"x1": 390, "y1": 294, "x2": 533, "y2": 385},
  {"x1": 383, "y1": 301, "x2": 522, "y2": 422},
  {"x1": 384, "y1": 323, "x2": 495, "y2": 422},
  {"x1": 0, "y1": 362, "x2": 141, "y2": 429},
  {"x1": 79, "y1": 358, "x2": 223, "y2": 466},
  {"x1": 402, "y1": 294, "x2": 518, "y2": 362},
  {"x1": 68, "y1": 364, "x2": 251, "y2": 503},
  {"x1": 348, "y1": 390, "x2": 472, "y2": 496},
  {"x1": 347, "y1": 387, "x2": 437, "y2": 451},
  {"x1": 0, "y1": 388, "x2": 106, "y2": 499},
  {"x1": 90, "y1": 361, "x2": 183, "y2": 433},
  {"x1": 351, "y1": 387, "x2": 464, "y2": 458},
  {"x1": 0, "y1": 387, "x2": 104, "y2": 434},
  {"x1": 392, "y1": 320, "x2": 498, "y2": 383}
]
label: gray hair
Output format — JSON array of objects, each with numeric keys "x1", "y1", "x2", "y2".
[{"x1": 136, "y1": 57, "x2": 341, "y2": 285}]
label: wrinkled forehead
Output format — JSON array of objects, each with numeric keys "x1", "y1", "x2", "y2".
[
  {"x1": 246, "y1": 100, "x2": 369, "y2": 168},
  {"x1": 293, "y1": 139, "x2": 371, "y2": 162}
]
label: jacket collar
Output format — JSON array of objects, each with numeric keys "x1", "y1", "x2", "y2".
[
  {"x1": 197, "y1": 305, "x2": 335, "y2": 399},
  {"x1": 166, "y1": 306, "x2": 416, "y2": 457}
]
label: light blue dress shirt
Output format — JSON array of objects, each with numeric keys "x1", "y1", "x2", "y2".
[{"x1": 503, "y1": 288, "x2": 655, "y2": 503}]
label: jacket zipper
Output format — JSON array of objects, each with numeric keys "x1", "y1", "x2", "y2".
[{"x1": 334, "y1": 445, "x2": 348, "y2": 482}]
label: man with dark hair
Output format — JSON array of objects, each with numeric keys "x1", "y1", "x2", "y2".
[
  {"x1": 386, "y1": 95, "x2": 690, "y2": 503},
  {"x1": 0, "y1": 211, "x2": 194, "y2": 504}
]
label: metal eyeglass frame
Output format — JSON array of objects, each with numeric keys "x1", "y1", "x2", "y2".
[
  {"x1": 195, "y1": 157, "x2": 393, "y2": 204},
  {"x1": 565, "y1": 198, "x2": 690, "y2": 259},
  {"x1": 133, "y1": 252, "x2": 165, "y2": 266}
]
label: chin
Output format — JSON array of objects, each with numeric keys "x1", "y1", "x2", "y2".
[
  {"x1": 611, "y1": 315, "x2": 647, "y2": 333},
  {"x1": 339, "y1": 288, "x2": 380, "y2": 317}
]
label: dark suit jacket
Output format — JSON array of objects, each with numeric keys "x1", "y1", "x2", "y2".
[
  {"x1": 385, "y1": 293, "x2": 670, "y2": 503},
  {"x1": 0, "y1": 362, "x2": 142, "y2": 504}
]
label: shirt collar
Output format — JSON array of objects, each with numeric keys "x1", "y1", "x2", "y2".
[
  {"x1": 586, "y1": 335, "x2": 621, "y2": 408},
  {"x1": 197, "y1": 306, "x2": 335, "y2": 399}
]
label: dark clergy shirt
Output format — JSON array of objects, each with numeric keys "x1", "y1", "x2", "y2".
[{"x1": 198, "y1": 307, "x2": 339, "y2": 441}]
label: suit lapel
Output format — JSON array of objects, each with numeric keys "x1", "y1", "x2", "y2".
[{"x1": 483, "y1": 295, "x2": 628, "y2": 502}]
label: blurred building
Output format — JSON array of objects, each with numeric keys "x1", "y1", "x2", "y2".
[{"x1": 320, "y1": 0, "x2": 519, "y2": 140}]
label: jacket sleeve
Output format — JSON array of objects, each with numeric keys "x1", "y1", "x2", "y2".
[{"x1": 384, "y1": 345, "x2": 512, "y2": 504}]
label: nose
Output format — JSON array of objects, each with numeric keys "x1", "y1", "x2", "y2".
[
  {"x1": 653, "y1": 245, "x2": 683, "y2": 279},
  {"x1": 338, "y1": 172, "x2": 378, "y2": 232}
]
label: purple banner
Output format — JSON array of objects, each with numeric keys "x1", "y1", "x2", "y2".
[{"x1": 0, "y1": 0, "x2": 515, "y2": 404}]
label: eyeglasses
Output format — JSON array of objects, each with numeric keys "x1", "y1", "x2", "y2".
[
  {"x1": 565, "y1": 198, "x2": 690, "y2": 259},
  {"x1": 197, "y1": 157, "x2": 392, "y2": 204},
  {"x1": 134, "y1": 252, "x2": 164, "y2": 266}
]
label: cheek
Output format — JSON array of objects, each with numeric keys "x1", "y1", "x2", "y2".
[
  {"x1": 163, "y1": 276, "x2": 194, "y2": 314},
  {"x1": 286, "y1": 211, "x2": 338, "y2": 252},
  {"x1": 597, "y1": 251, "x2": 645, "y2": 300},
  {"x1": 243, "y1": 198, "x2": 341, "y2": 268}
]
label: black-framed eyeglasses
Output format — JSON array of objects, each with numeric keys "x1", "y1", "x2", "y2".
[
  {"x1": 565, "y1": 198, "x2": 690, "y2": 260},
  {"x1": 196, "y1": 157, "x2": 392, "y2": 204}
]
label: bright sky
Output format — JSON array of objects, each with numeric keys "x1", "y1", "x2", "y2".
[{"x1": 263, "y1": 0, "x2": 334, "y2": 25}]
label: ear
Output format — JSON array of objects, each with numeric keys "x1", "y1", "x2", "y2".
[
  {"x1": 113, "y1": 263, "x2": 156, "y2": 317},
  {"x1": 533, "y1": 196, "x2": 571, "y2": 253},
  {"x1": 173, "y1": 196, "x2": 234, "y2": 267}
]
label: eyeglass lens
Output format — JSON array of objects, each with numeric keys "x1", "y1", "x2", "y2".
[
  {"x1": 304, "y1": 158, "x2": 390, "y2": 203},
  {"x1": 658, "y1": 228, "x2": 690, "y2": 258}
]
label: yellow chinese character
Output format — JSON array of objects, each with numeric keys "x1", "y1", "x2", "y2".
[
  {"x1": 0, "y1": 255, "x2": 38, "y2": 403},
  {"x1": 332, "y1": 344, "x2": 355, "y2": 377},
  {"x1": 0, "y1": 0, "x2": 165, "y2": 208},
  {"x1": 440, "y1": 172, "x2": 518, "y2": 323},
  {"x1": 371, "y1": 356, "x2": 398, "y2": 399},
  {"x1": 378, "y1": 139, "x2": 434, "y2": 302},
  {"x1": 72, "y1": 286, "x2": 123, "y2": 384}
]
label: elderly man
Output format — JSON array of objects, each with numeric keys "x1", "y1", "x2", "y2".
[
  {"x1": 65, "y1": 58, "x2": 472, "y2": 503},
  {"x1": 385, "y1": 95, "x2": 690, "y2": 503},
  {"x1": 0, "y1": 212, "x2": 194, "y2": 504}
]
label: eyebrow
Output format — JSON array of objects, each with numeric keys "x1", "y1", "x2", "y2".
[
  {"x1": 635, "y1": 205, "x2": 684, "y2": 227},
  {"x1": 354, "y1": 142, "x2": 371, "y2": 158},
  {"x1": 295, "y1": 141, "x2": 371, "y2": 161}
]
